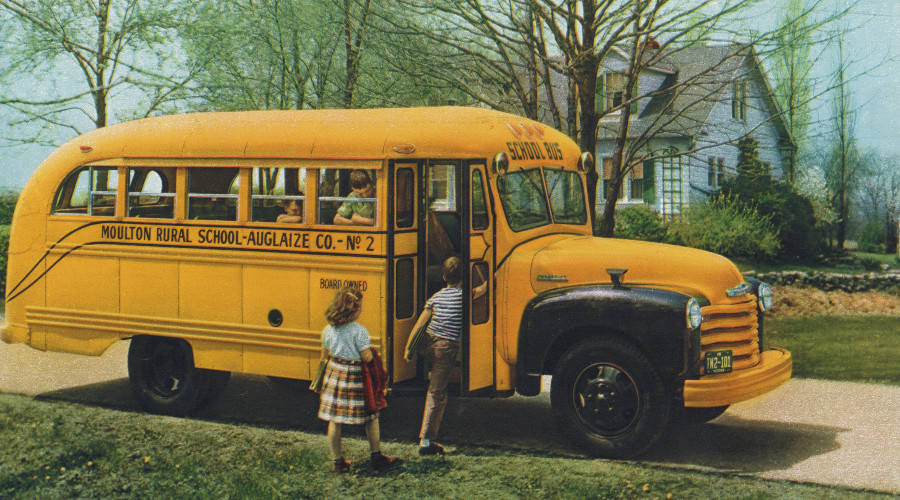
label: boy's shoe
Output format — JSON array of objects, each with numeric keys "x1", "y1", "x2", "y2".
[
  {"x1": 418, "y1": 442, "x2": 445, "y2": 456},
  {"x1": 333, "y1": 457, "x2": 351, "y2": 473},
  {"x1": 370, "y1": 452, "x2": 403, "y2": 469}
]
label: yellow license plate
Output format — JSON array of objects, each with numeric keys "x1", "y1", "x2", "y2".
[{"x1": 705, "y1": 350, "x2": 733, "y2": 375}]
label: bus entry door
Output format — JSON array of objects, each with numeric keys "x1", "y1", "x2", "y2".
[{"x1": 465, "y1": 162, "x2": 495, "y2": 394}]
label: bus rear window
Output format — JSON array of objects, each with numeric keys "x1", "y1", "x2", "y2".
[
  {"x1": 53, "y1": 166, "x2": 119, "y2": 216},
  {"x1": 188, "y1": 167, "x2": 239, "y2": 221}
]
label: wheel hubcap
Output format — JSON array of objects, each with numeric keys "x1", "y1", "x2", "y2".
[
  {"x1": 572, "y1": 363, "x2": 639, "y2": 436},
  {"x1": 143, "y1": 341, "x2": 187, "y2": 397}
]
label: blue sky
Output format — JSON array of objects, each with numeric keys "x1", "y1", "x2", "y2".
[{"x1": 0, "y1": 0, "x2": 897, "y2": 189}]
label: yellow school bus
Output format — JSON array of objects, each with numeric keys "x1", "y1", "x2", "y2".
[{"x1": 2, "y1": 107, "x2": 791, "y2": 457}]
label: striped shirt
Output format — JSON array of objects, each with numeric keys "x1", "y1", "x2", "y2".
[{"x1": 426, "y1": 286, "x2": 463, "y2": 341}]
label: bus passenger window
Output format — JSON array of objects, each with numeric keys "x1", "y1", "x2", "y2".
[
  {"x1": 252, "y1": 167, "x2": 306, "y2": 223},
  {"x1": 188, "y1": 167, "x2": 239, "y2": 221},
  {"x1": 53, "y1": 166, "x2": 119, "y2": 216},
  {"x1": 127, "y1": 168, "x2": 175, "y2": 219},
  {"x1": 319, "y1": 168, "x2": 377, "y2": 226}
]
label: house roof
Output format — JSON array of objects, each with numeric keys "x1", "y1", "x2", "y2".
[{"x1": 598, "y1": 43, "x2": 795, "y2": 149}]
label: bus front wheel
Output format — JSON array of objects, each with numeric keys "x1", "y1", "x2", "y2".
[
  {"x1": 551, "y1": 339, "x2": 670, "y2": 459},
  {"x1": 128, "y1": 336, "x2": 227, "y2": 416}
]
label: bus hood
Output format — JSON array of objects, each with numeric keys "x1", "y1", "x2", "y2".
[{"x1": 528, "y1": 235, "x2": 745, "y2": 303}]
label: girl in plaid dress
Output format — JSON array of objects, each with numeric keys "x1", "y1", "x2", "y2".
[{"x1": 318, "y1": 287, "x2": 401, "y2": 472}]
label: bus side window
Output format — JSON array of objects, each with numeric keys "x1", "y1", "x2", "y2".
[
  {"x1": 53, "y1": 166, "x2": 119, "y2": 216},
  {"x1": 251, "y1": 167, "x2": 306, "y2": 223},
  {"x1": 127, "y1": 168, "x2": 176, "y2": 219},
  {"x1": 319, "y1": 168, "x2": 378, "y2": 226},
  {"x1": 188, "y1": 167, "x2": 240, "y2": 221}
]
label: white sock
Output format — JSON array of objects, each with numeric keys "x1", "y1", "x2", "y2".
[{"x1": 420, "y1": 438, "x2": 430, "y2": 447}]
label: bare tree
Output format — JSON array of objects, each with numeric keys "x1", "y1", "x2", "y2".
[
  {"x1": 0, "y1": 0, "x2": 188, "y2": 140},
  {"x1": 827, "y1": 32, "x2": 860, "y2": 249}
]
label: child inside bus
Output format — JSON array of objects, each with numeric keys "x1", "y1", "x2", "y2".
[
  {"x1": 276, "y1": 199, "x2": 302, "y2": 223},
  {"x1": 411, "y1": 256, "x2": 486, "y2": 456},
  {"x1": 333, "y1": 170, "x2": 375, "y2": 226},
  {"x1": 317, "y1": 287, "x2": 401, "y2": 472}
]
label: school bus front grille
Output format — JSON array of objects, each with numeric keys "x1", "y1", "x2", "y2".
[{"x1": 700, "y1": 300, "x2": 760, "y2": 372}]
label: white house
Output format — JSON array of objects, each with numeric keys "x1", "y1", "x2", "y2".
[{"x1": 593, "y1": 43, "x2": 795, "y2": 216}]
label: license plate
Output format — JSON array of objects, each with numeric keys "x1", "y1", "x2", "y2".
[{"x1": 705, "y1": 350, "x2": 733, "y2": 375}]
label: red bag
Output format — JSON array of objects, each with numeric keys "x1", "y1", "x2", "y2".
[{"x1": 361, "y1": 348, "x2": 388, "y2": 413}]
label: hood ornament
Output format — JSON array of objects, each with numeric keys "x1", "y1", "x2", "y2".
[{"x1": 607, "y1": 268, "x2": 628, "y2": 288}]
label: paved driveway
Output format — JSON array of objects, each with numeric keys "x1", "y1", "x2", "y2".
[{"x1": 0, "y1": 340, "x2": 897, "y2": 494}]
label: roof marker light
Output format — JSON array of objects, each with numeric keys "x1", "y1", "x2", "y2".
[
  {"x1": 392, "y1": 144, "x2": 416, "y2": 154},
  {"x1": 80, "y1": 145, "x2": 93, "y2": 153}
]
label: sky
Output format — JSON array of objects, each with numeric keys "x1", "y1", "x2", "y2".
[{"x1": 0, "y1": 0, "x2": 897, "y2": 190}]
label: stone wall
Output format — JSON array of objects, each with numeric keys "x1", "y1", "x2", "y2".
[{"x1": 743, "y1": 271, "x2": 900, "y2": 294}]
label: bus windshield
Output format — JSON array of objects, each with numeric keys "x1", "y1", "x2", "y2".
[
  {"x1": 497, "y1": 168, "x2": 587, "y2": 231},
  {"x1": 545, "y1": 168, "x2": 587, "y2": 225},
  {"x1": 497, "y1": 168, "x2": 551, "y2": 231}
]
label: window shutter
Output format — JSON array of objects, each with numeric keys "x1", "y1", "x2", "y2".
[
  {"x1": 599, "y1": 73, "x2": 607, "y2": 112},
  {"x1": 642, "y1": 159, "x2": 655, "y2": 203},
  {"x1": 603, "y1": 158, "x2": 614, "y2": 180}
]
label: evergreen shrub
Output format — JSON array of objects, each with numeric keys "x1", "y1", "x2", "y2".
[
  {"x1": 668, "y1": 196, "x2": 780, "y2": 260},
  {"x1": 719, "y1": 170, "x2": 823, "y2": 260},
  {"x1": 614, "y1": 205, "x2": 669, "y2": 242},
  {"x1": 858, "y1": 223, "x2": 887, "y2": 254}
]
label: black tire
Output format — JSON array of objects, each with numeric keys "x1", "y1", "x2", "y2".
[
  {"x1": 551, "y1": 339, "x2": 670, "y2": 459},
  {"x1": 128, "y1": 336, "x2": 224, "y2": 416},
  {"x1": 670, "y1": 403, "x2": 729, "y2": 424}
]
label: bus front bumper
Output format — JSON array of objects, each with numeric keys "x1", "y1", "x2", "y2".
[{"x1": 683, "y1": 348, "x2": 792, "y2": 408}]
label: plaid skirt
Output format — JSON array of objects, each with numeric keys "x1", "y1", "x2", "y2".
[{"x1": 318, "y1": 358, "x2": 378, "y2": 424}]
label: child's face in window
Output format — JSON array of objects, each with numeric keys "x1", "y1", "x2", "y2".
[
  {"x1": 352, "y1": 182, "x2": 374, "y2": 198},
  {"x1": 285, "y1": 201, "x2": 301, "y2": 216}
]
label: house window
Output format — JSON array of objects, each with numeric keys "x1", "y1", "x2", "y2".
[
  {"x1": 708, "y1": 157, "x2": 725, "y2": 188},
  {"x1": 605, "y1": 73, "x2": 626, "y2": 111},
  {"x1": 602, "y1": 157, "x2": 623, "y2": 200},
  {"x1": 732, "y1": 81, "x2": 747, "y2": 120},
  {"x1": 660, "y1": 153, "x2": 683, "y2": 217},
  {"x1": 630, "y1": 162, "x2": 644, "y2": 199}
]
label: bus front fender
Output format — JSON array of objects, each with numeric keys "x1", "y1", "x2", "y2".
[{"x1": 516, "y1": 285, "x2": 700, "y2": 395}]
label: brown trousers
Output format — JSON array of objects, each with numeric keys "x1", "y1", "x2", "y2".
[{"x1": 419, "y1": 336, "x2": 458, "y2": 440}]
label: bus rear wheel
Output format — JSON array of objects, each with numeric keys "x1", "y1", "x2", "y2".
[
  {"x1": 551, "y1": 339, "x2": 670, "y2": 459},
  {"x1": 128, "y1": 336, "x2": 228, "y2": 416}
]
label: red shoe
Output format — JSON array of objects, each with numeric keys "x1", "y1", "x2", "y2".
[
  {"x1": 333, "y1": 457, "x2": 351, "y2": 473},
  {"x1": 370, "y1": 452, "x2": 402, "y2": 469}
]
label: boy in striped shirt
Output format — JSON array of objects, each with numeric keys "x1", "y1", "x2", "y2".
[{"x1": 412, "y1": 256, "x2": 485, "y2": 455}]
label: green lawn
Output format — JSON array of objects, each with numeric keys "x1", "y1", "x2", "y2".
[
  {"x1": 0, "y1": 393, "x2": 890, "y2": 499},
  {"x1": 767, "y1": 316, "x2": 900, "y2": 385}
]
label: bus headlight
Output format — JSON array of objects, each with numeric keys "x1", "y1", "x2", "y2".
[
  {"x1": 686, "y1": 298, "x2": 703, "y2": 329},
  {"x1": 757, "y1": 282, "x2": 774, "y2": 311}
]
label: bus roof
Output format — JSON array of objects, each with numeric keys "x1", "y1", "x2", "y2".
[{"x1": 62, "y1": 107, "x2": 581, "y2": 164}]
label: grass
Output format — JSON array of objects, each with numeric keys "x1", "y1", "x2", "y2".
[
  {"x1": 0, "y1": 393, "x2": 891, "y2": 500},
  {"x1": 734, "y1": 252, "x2": 900, "y2": 275},
  {"x1": 766, "y1": 316, "x2": 900, "y2": 385}
]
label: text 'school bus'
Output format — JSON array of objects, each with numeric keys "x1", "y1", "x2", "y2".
[{"x1": 2, "y1": 107, "x2": 791, "y2": 457}]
